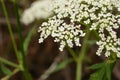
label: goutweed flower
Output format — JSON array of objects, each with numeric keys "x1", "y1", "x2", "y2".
[
  {"x1": 21, "y1": 0, "x2": 54, "y2": 25},
  {"x1": 38, "y1": 0, "x2": 120, "y2": 57}
]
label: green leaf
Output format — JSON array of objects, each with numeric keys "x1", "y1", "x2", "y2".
[
  {"x1": 106, "y1": 64, "x2": 111, "y2": 80},
  {"x1": 89, "y1": 67, "x2": 105, "y2": 80},
  {"x1": 1, "y1": 64, "x2": 12, "y2": 76},
  {"x1": 24, "y1": 27, "x2": 35, "y2": 54},
  {"x1": 89, "y1": 63, "x2": 105, "y2": 70},
  {"x1": 53, "y1": 58, "x2": 73, "y2": 73}
]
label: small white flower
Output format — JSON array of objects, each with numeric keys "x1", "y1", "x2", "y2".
[
  {"x1": 84, "y1": 19, "x2": 90, "y2": 24},
  {"x1": 117, "y1": 53, "x2": 120, "y2": 58},
  {"x1": 39, "y1": 38, "x2": 44, "y2": 43},
  {"x1": 105, "y1": 51, "x2": 110, "y2": 57}
]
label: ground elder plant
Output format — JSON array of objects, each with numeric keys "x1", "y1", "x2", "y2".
[{"x1": 21, "y1": 0, "x2": 120, "y2": 80}]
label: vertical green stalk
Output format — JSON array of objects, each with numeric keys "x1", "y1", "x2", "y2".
[
  {"x1": 66, "y1": 46, "x2": 77, "y2": 61},
  {"x1": 76, "y1": 27, "x2": 90, "y2": 80},
  {"x1": 76, "y1": 61, "x2": 82, "y2": 80},
  {"x1": 13, "y1": 0, "x2": 32, "y2": 80},
  {"x1": 1, "y1": 0, "x2": 20, "y2": 63}
]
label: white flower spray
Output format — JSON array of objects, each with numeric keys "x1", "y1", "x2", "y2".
[
  {"x1": 38, "y1": 0, "x2": 120, "y2": 58},
  {"x1": 21, "y1": 0, "x2": 120, "y2": 58}
]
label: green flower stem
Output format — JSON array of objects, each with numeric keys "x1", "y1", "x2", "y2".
[
  {"x1": 0, "y1": 57, "x2": 19, "y2": 68},
  {"x1": 76, "y1": 61, "x2": 82, "y2": 80},
  {"x1": 92, "y1": 30, "x2": 100, "y2": 40},
  {"x1": 76, "y1": 27, "x2": 90, "y2": 80},
  {"x1": 1, "y1": 68, "x2": 20, "y2": 80},
  {"x1": 13, "y1": 0, "x2": 32, "y2": 80},
  {"x1": 1, "y1": 0, "x2": 20, "y2": 63},
  {"x1": 66, "y1": 22, "x2": 90, "y2": 80},
  {"x1": 66, "y1": 46, "x2": 77, "y2": 61}
]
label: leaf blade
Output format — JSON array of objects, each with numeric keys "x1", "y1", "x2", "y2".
[{"x1": 1, "y1": 64, "x2": 12, "y2": 76}]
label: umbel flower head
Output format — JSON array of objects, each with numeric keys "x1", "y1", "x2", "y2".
[{"x1": 38, "y1": 0, "x2": 120, "y2": 57}]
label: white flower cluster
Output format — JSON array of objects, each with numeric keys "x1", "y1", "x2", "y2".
[
  {"x1": 38, "y1": 16, "x2": 85, "y2": 51},
  {"x1": 21, "y1": 0, "x2": 54, "y2": 25},
  {"x1": 86, "y1": 0, "x2": 120, "y2": 57},
  {"x1": 38, "y1": 0, "x2": 120, "y2": 57}
]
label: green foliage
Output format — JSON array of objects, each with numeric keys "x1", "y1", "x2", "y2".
[
  {"x1": 106, "y1": 64, "x2": 111, "y2": 80},
  {"x1": 24, "y1": 27, "x2": 35, "y2": 54},
  {"x1": 1, "y1": 64, "x2": 12, "y2": 76},
  {"x1": 89, "y1": 61, "x2": 116, "y2": 80},
  {"x1": 89, "y1": 67, "x2": 105, "y2": 80},
  {"x1": 89, "y1": 63, "x2": 105, "y2": 70}
]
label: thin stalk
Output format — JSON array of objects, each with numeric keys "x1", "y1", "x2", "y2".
[
  {"x1": 79, "y1": 28, "x2": 90, "y2": 60},
  {"x1": 66, "y1": 46, "x2": 77, "y2": 61},
  {"x1": 92, "y1": 30, "x2": 100, "y2": 40},
  {"x1": 13, "y1": 0, "x2": 32, "y2": 79},
  {"x1": 0, "y1": 57, "x2": 19, "y2": 68},
  {"x1": 76, "y1": 61, "x2": 82, "y2": 80},
  {"x1": 1, "y1": 0, "x2": 20, "y2": 63},
  {"x1": 76, "y1": 27, "x2": 90, "y2": 80}
]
